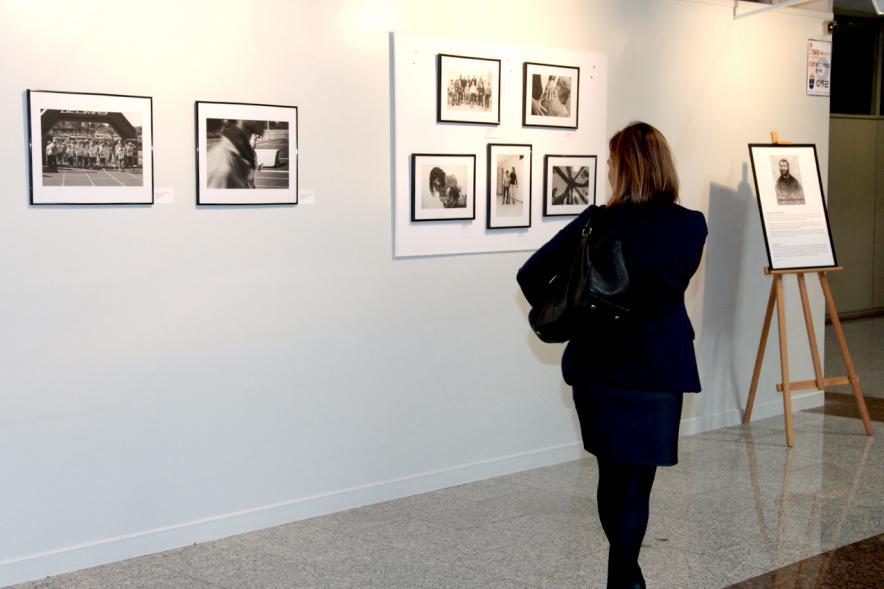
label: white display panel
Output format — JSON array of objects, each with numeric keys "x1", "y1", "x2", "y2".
[{"x1": 393, "y1": 32, "x2": 607, "y2": 257}]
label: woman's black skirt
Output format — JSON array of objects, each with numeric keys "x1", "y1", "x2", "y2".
[{"x1": 572, "y1": 382, "x2": 684, "y2": 466}]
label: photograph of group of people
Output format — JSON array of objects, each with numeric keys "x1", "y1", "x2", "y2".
[
  {"x1": 437, "y1": 54, "x2": 501, "y2": 125},
  {"x1": 44, "y1": 134, "x2": 140, "y2": 174},
  {"x1": 446, "y1": 74, "x2": 493, "y2": 112},
  {"x1": 28, "y1": 90, "x2": 154, "y2": 204},
  {"x1": 39, "y1": 110, "x2": 144, "y2": 187}
]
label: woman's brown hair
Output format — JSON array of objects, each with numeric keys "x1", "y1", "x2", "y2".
[{"x1": 607, "y1": 122, "x2": 679, "y2": 205}]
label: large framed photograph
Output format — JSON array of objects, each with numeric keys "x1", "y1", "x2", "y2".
[
  {"x1": 543, "y1": 155, "x2": 596, "y2": 217},
  {"x1": 748, "y1": 144, "x2": 837, "y2": 270},
  {"x1": 196, "y1": 101, "x2": 298, "y2": 205},
  {"x1": 27, "y1": 90, "x2": 153, "y2": 205},
  {"x1": 437, "y1": 54, "x2": 501, "y2": 125},
  {"x1": 487, "y1": 143, "x2": 532, "y2": 229},
  {"x1": 522, "y1": 62, "x2": 579, "y2": 129},
  {"x1": 411, "y1": 153, "x2": 476, "y2": 222}
]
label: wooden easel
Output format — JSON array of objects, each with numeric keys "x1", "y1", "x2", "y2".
[{"x1": 742, "y1": 132, "x2": 874, "y2": 446}]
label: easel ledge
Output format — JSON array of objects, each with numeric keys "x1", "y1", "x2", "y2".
[{"x1": 764, "y1": 266, "x2": 842, "y2": 275}]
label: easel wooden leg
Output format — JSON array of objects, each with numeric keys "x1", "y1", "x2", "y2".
[
  {"x1": 744, "y1": 279, "x2": 777, "y2": 424},
  {"x1": 774, "y1": 275, "x2": 795, "y2": 447},
  {"x1": 819, "y1": 273, "x2": 874, "y2": 436},
  {"x1": 797, "y1": 274, "x2": 825, "y2": 390}
]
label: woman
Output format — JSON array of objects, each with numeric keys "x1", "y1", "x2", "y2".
[{"x1": 517, "y1": 122, "x2": 706, "y2": 589}]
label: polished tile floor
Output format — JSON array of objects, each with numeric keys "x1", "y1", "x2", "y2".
[{"x1": 9, "y1": 410, "x2": 882, "y2": 588}]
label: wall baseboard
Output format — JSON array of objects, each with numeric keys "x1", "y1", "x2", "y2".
[
  {"x1": 680, "y1": 389, "x2": 824, "y2": 436},
  {"x1": 1, "y1": 442, "x2": 586, "y2": 587},
  {"x1": 0, "y1": 392, "x2": 822, "y2": 588},
  {"x1": 826, "y1": 307, "x2": 884, "y2": 324}
]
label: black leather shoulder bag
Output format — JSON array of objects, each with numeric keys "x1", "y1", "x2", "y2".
[{"x1": 528, "y1": 207, "x2": 632, "y2": 343}]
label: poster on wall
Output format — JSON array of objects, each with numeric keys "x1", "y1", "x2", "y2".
[
  {"x1": 27, "y1": 90, "x2": 154, "y2": 205},
  {"x1": 195, "y1": 101, "x2": 298, "y2": 205},
  {"x1": 522, "y1": 62, "x2": 580, "y2": 129},
  {"x1": 807, "y1": 39, "x2": 832, "y2": 97},
  {"x1": 487, "y1": 143, "x2": 532, "y2": 229},
  {"x1": 437, "y1": 54, "x2": 501, "y2": 125},
  {"x1": 748, "y1": 144, "x2": 837, "y2": 270},
  {"x1": 411, "y1": 153, "x2": 476, "y2": 221},
  {"x1": 543, "y1": 154, "x2": 596, "y2": 216}
]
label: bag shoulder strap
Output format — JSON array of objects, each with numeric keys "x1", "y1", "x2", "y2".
[{"x1": 581, "y1": 204, "x2": 603, "y2": 237}]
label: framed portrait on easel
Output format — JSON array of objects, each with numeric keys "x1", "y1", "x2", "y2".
[{"x1": 748, "y1": 144, "x2": 837, "y2": 270}]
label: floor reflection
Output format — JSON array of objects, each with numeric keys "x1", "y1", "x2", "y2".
[{"x1": 726, "y1": 418, "x2": 881, "y2": 588}]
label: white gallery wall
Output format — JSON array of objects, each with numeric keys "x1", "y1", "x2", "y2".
[{"x1": 0, "y1": 0, "x2": 833, "y2": 584}]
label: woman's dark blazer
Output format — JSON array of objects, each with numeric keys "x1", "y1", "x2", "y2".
[{"x1": 517, "y1": 200, "x2": 707, "y2": 393}]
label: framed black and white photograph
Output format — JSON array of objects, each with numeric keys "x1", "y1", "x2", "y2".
[
  {"x1": 487, "y1": 143, "x2": 532, "y2": 229},
  {"x1": 196, "y1": 101, "x2": 298, "y2": 205},
  {"x1": 543, "y1": 155, "x2": 596, "y2": 216},
  {"x1": 748, "y1": 144, "x2": 837, "y2": 270},
  {"x1": 411, "y1": 153, "x2": 476, "y2": 222},
  {"x1": 27, "y1": 90, "x2": 154, "y2": 205},
  {"x1": 522, "y1": 62, "x2": 579, "y2": 129},
  {"x1": 437, "y1": 54, "x2": 501, "y2": 125}
]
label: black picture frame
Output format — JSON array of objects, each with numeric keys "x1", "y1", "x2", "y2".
[
  {"x1": 411, "y1": 153, "x2": 476, "y2": 222},
  {"x1": 195, "y1": 100, "x2": 298, "y2": 206},
  {"x1": 543, "y1": 154, "x2": 596, "y2": 217},
  {"x1": 486, "y1": 143, "x2": 532, "y2": 229},
  {"x1": 437, "y1": 53, "x2": 501, "y2": 125},
  {"x1": 522, "y1": 62, "x2": 580, "y2": 129},
  {"x1": 748, "y1": 143, "x2": 838, "y2": 271},
  {"x1": 26, "y1": 89, "x2": 154, "y2": 205}
]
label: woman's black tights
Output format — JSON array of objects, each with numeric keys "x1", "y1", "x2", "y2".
[{"x1": 596, "y1": 457, "x2": 657, "y2": 589}]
